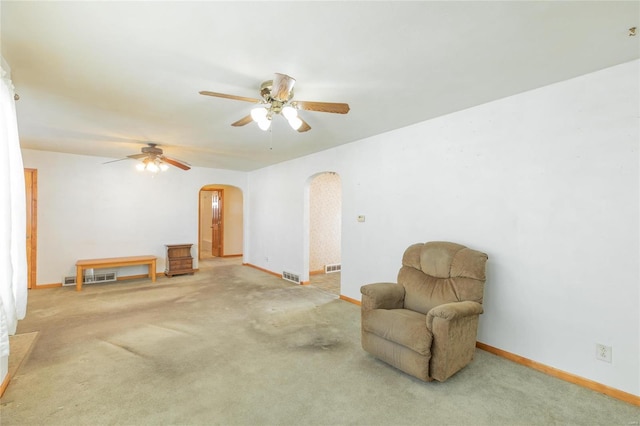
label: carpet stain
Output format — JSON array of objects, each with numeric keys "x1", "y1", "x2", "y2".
[
  {"x1": 101, "y1": 339, "x2": 148, "y2": 359},
  {"x1": 146, "y1": 323, "x2": 195, "y2": 337},
  {"x1": 291, "y1": 330, "x2": 342, "y2": 351},
  {"x1": 249, "y1": 303, "x2": 344, "y2": 351}
]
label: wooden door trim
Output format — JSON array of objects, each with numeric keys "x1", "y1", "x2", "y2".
[
  {"x1": 220, "y1": 189, "x2": 225, "y2": 256},
  {"x1": 198, "y1": 188, "x2": 225, "y2": 259},
  {"x1": 216, "y1": 189, "x2": 224, "y2": 257},
  {"x1": 25, "y1": 168, "x2": 37, "y2": 289}
]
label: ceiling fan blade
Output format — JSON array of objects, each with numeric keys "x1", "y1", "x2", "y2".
[
  {"x1": 297, "y1": 117, "x2": 311, "y2": 133},
  {"x1": 102, "y1": 158, "x2": 129, "y2": 164},
  {"x1": 127, "y1": 153, "x2": 147, "y2": 159},
  {"x1": 161, "y1": 156, "x2": 191, "y2": 171},
  {"x1": 199, "y1": 91, "x2": 261, "y2": 103},
  {"x1": 272, "y1": 73, "x2": 296, "y2": 101},
  {"x1": 231, "y1": 115, "x2": 254, "y2": 127},
  {"x1": 293, "y1": 100, "x2": 350, "y2": 114}
]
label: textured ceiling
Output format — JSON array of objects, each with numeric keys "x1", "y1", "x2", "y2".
[{"x1": 2, "y1": 1, "x2": 638, "y2": 171}]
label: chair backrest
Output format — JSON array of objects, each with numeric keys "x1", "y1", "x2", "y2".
[{"x1": 398, "y1": 241, "x2": 488, "y2": 315}]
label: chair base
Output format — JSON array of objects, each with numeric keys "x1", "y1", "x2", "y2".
[{"x1": 362, "y1": 331, "x2": 432, "y2": 381}]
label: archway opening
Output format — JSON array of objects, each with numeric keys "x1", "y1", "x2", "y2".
[
  {"x1": 198, "y1": 184, "x2": 244, "y2": 261},
  {"x1": 307, "y1": 172, "x2": 341, "y2": 296}
]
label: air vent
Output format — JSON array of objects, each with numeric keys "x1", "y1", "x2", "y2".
[
  {"x1": 62, "y1": 271, "x2": 118, "y2": 286},
  {"x1": 325, "y1": 263, "x2": 341, "y2": 274},
  {"x1": 282, "y1": 271, "x2": 301, "y2": 284}
]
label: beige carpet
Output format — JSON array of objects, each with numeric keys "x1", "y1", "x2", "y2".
[
  {"x1": 1, "y1": 257, "x2": 638, "y2": 425},
  {"x1": 4, "y1": 332, "x2": 39, "y2": 393}
]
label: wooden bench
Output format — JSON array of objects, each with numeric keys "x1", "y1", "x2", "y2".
[{"x1": 75, "y1": 255, "x2": 157, "y2": 292}]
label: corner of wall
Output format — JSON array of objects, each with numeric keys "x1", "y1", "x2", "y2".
[{"x1": 0, "y1": 355, "x2": 9, "y2": 397}]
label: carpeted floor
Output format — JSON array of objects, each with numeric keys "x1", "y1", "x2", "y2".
[
  {"x1": 5, "y1": 331, "x2": 39, "y2": 387},
  {"x1": 1, "y1": 257, "x2": 638, "y2": 425},
  {"x1": 309, "y1": 271, "x2": 340, "y2": 296}
]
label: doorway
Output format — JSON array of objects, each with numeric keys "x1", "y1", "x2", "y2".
[
  {"x1": 198, "y1": 185, "x2": 244, "y2": 260},
  {"x1": 211, "y1": 189, "x2": 223, "y2": 257},
  {"x1": 24, "y1": 168, "x2": 37, "y2": 289},
  {"x1": 307, "y1": 172, "x2": 341, "y2": 295}
]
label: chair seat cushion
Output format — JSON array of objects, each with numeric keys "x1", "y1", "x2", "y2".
[{"x1": 362, "y1": 309, "x2": 432, "y2": 356}]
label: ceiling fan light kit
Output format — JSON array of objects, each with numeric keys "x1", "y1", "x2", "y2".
[
  {"x1": 200, "y1": 72, "x2": 350, "y2": 133},
  {"x1": 136, "y1": 158, "x2": 169, "y2": 173},
  {"x1": 104, "y1": 143, "x2": 191, "y2": 172},
  {"x1": 257, "y1": 116, "x2": 272, "y2": 131}
]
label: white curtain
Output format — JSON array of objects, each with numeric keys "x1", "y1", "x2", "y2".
[{"x1": 0, "y1": 61, "x2": 28, "y2": 357}]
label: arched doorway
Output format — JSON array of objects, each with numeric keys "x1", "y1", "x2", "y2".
[
  {"x1": 198, "y1": 185, "x2": 244, "y2": 260},
  {"x1": 307, "y1": 172, "x2": 341, "y2": 295}
]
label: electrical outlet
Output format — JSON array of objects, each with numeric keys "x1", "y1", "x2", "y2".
[{"x1": 595, "y1": 343, "x2": 612, "y2": 363}]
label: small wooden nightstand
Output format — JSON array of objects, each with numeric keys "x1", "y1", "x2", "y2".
[{"x1": 165, "y1": 244, "x2": 195, "y2": 277}]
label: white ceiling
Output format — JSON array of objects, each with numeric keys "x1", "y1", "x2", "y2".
[{"x1": 2, "y1": 1, "x2": 638, "y2": 171}]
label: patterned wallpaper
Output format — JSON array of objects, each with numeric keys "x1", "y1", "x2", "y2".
[{"x1": 309, "y1": 172, "x2": 341, "y2": 272}]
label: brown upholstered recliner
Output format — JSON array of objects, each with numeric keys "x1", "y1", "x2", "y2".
[{"x1": 360, "y1": 241, "x2": 488, "y2": 382}]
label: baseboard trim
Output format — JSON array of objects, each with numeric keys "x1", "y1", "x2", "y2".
[
  {"x1": 34, "y1": 272, "x2": 170, "y2": 289},
  {"x1": 0, "y1": 372, "x2": 10, "y2": 398},
  {"x1": 117, "y1": 274, "x2": 150, "y2": 281},
  {"x1": 221, "y1": 254, "x2": 243, "y2": 258},
  {"x1": 476, "y1": 342, "x2": 639, "y2": 407},
  {"x1": 339, "y1": 294, "x2": 361, "y2": 305},
  {"x1": 34, "y1": 283, "x2": 62, "y2": 289},
  {"x1": 242, "y1": 263, "x2": 281, "y2": 278},
  {"x1": 309, "y1": 269, "x2": 324, "y2": 276}
]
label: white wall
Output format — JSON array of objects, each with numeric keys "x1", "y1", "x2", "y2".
[
  {"x1": 222, "y1": 186, "x2": 244, "y2": 255},
  {"x1": 21, "y1": 149, "x2": 247, "y2": 283},
  {"x1": 1, "y1": 356, "x2": 6, "y2": 390},
  {"x1": 245, "y1": 60, "x2": 639, "y2": 396}
]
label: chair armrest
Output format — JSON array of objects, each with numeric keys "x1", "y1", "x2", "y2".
[
  {"x1": 426, "y1": 301, "x2": 483, "y2": 331},
  {"x1": 360, "y1": 283, "x2": 405, "y2": 311},
  {"x1": 426, "y1": 301, "x2": 484, "y2": 382}
]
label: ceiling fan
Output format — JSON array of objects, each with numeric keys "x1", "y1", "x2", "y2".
[
  {"x1": 104, "y1": 143, "x2": 191, "y2": 172},
  {"x1": 199, "y1": 73, "x2": 350, "y2": 133}
]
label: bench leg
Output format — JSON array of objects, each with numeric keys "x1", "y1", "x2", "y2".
[
  {"x1": 76, "y1": 266, "x2": 83, "y2": 292},
  {"x1": 150, "y1": 260, "x2": 157, "y2": 282}
]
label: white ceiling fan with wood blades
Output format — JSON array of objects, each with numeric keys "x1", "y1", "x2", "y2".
[
  {"x1": 104, "y1": 143, "x2": 191, "y2": 172},
  {"x1": 200, "y1": 73, "x2": 350, "y2": 133}
]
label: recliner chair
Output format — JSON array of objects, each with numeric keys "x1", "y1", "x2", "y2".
[{"x1": 360, "y1": 241, "x2": 488, "y2": 382}]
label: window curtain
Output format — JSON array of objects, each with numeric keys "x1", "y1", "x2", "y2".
[{"x1": 0, "y1": 61, "x2": 27, "y2": 358}]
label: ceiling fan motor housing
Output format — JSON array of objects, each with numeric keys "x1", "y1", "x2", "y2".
[
  {"x1": 260, "y1": 79, "x2": 295, "y2": 107},
  {"x1": 141, "y1": 144, "x2": 163, "y2": 157}
]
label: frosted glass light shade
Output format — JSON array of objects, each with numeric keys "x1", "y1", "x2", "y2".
[
  {"x1": 288, "y1": 116, "x2": 302, "y2": 130},
  {"x1": 258, "y1": 118, "x2": 271, "y2": 131},
  {"x1": 251, "y1": 106, "x2": 268, "y2": 122},
  {"x1": 282, "y1": 105, "x2": 297, "y2": 120},
  {"x1": 136, "y1": 163, "x2": 145, "y2": 171}
]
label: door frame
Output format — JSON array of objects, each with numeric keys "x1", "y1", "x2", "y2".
[
  {"x1": 198, "y1": 187, "x2": 225, "y2": 260},
  {"x1": 211, "y1": 189, "x2": 224, "y2": 257},
  {"x1": 25, "y1": 168, "x2": 37, "y2": 289}
]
